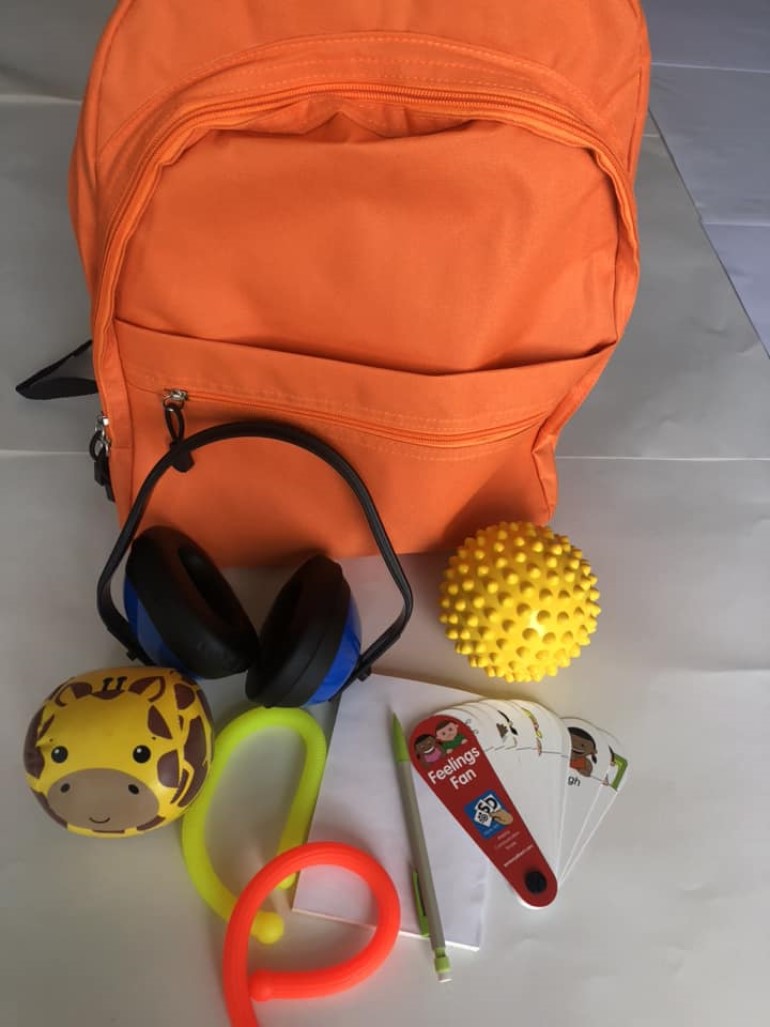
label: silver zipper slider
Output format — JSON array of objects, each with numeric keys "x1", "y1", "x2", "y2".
[
  {"x1": 163, "y1": 388, "x2": 188, "y2": 409},
  {"x1": 95, "y1": 412, "x2": 111, "y2": 454},
  {"x1": 89, "y1": 412, "x2": 114, "y2": 501},
  {"x1": 161, "y1": 388, "x2": 193, "y2": 472}
]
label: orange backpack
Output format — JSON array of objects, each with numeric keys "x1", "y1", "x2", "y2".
[{"x1": 65, "y1": 1, "x2": 649, "y2": 565}]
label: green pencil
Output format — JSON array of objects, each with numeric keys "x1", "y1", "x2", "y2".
[{"x1": 391, "y1": 713, "x2": 452, "y2": 983}]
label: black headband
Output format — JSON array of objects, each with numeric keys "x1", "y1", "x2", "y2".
[{"x1": 96, "y1": 420, "x2": 413, "y2": 683}]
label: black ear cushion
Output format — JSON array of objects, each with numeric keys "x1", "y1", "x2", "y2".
[
  {"x1": 126, "y1": 526, "x2": 259, "y2": 678},
  {"x1": 246, "y1": 555, "x2": 350, "y2": 707}
]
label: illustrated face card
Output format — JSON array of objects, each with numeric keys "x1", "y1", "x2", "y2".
[
  {"x1": 513, "y1": 701, "x2": 571, "y2": 864},
  {"x1": 478, "y1": 700, "x2": 560, "y2": 866},
  {"x1": 561, "y1": 726, "x2": 629, "y2": 879}
]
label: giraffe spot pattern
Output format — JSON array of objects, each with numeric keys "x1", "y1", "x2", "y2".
[
  {"x1": 23, "y1": 708, "x2": 46, "y2": 779},
  {"x1": 179, "y1": 717, "x2": 208, "y2": 807},
  {"x1": 171, "y1": 768, "x2": 190, "y2": 805},
  {"x1": 157, "y1": 750, "x2": 180, "y2": 788},
  {"x1": 174, "y1": 683, "x2": 196, "y2": 710},
  {"x1": 148, "y1": 705, "x2": 172, "y2": 739}
]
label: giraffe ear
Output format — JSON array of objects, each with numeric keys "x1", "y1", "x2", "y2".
[{"x1": 53, "y1": 680, "x2": 94, "y2": 706}]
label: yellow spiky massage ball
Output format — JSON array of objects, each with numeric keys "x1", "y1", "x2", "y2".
[{"x1": 439, "y1": 522, "x2": 600, "y2": 684}]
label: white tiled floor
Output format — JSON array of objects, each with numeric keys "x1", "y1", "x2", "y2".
[
  {"x1": 643, "y1": 0, "x2": 770, "y2": 72},
  {"x1": 0, "y1": 102, "x2": 97, "y2": 453},
  {"x1": 644, "y1": 0, "x2": 770, "y2": 355},
  {"x1": 704, "y1": 224, "x2": 770, "y2": 346},
  {"x1": 0, "y1": 0, "x2": 107, "y2": 97},
  {"x1": 650, "y1": 68, "x2": 770, "y2": 226},
  {"x1": 560, "y1": 134, "x2": 770, "y2": 459}
]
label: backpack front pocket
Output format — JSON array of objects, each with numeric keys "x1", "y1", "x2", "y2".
[{"x1": 116, "y1": 320, "x2": 611, "y2": 564}]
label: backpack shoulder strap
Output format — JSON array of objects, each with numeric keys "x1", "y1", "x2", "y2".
[{"x1": 15, "y1": 340, "x2": 97, "y2": 400}]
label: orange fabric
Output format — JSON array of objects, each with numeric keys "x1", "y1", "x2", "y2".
[{"x1": 70, "y1": 3, "x2": 650, "y2": 566}]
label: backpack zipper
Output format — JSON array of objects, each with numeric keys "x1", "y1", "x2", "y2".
[
  {"x1": 155, "y1": 386, "x2": 545, "y2": 451},
  {"x1": 162, "y1": 388, "x2": 194, "y2": 470},
  {"x1": 88, "y1": 412, "x2": 115, "y2": 501}
]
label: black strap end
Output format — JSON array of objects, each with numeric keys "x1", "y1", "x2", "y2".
[{"x1": 15, "y1": 340, "x2": 97, "y2": 400}]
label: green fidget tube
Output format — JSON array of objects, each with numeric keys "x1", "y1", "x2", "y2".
[{"x1": 181, "y1": 707, "x2": 327, "y2": 944}]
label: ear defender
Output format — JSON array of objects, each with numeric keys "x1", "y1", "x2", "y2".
[
  {"x1": 246, "y1": 555, "x2": 361, "y2": 708},
  {"x1": 97, "y1": 422, "x2": 413, "y2": 706},
  {"x1": 124, "y1": 531, "x2": 361, "y2": 706},
  {"x1": 124, "y1": 526, "x2": 259, "y2": 679}
]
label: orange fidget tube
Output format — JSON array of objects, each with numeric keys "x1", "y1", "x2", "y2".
[{"x1": 223, "y1": 841, "x2": 400, "y2": 1027}]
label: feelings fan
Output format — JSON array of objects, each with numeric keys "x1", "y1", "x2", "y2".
[{"x1": 409, "y1": 701, "x2": 627, "y2": 906}]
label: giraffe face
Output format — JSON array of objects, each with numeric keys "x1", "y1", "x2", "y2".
[{"x1": 24, "y1": 668, "x2": 214, "y2": 837}]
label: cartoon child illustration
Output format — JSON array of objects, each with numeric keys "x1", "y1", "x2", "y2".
[
  {"x1": 414, "y1": 734, "x2": 442, "y2": 765},
  {"x1": 521, "y1": 706, "x2": 543, "y2": 755},
  {"x1": 569, "y1": 727, "x2": 598, "y2": 777},
  {"x1": 435, "y1": 720, "x2": 468, "y2": 753},
  {"x1": 495, "y1": 713, "x2": 518, "y2": 745}
]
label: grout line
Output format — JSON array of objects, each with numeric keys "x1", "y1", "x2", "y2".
[
  {"x1": 0, "y1": 94, "x2": 81, "y2": 106},
  {"x1": 652, "y1": 61, "x2": 770, "y2": 75},
  {"x1": 557, "y1": 455, "x2": 770, "y2": 463},
  {"x1": 0, "y1": 450, "x2": 88, "y2": 458},
  {"x1": 703, "y1": 220, "x2": 770, "y2": 229}
]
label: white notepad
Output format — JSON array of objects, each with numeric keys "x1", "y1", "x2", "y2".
[{"x1": 293, "y1": 673, "x2": 489, "y2": 950}]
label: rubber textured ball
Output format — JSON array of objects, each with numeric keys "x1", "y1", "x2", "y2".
[{"x1": 439, "y1": 522, "x2": 600, "y2": 684}]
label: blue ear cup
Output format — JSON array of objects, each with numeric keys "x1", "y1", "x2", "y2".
[
  {"x1": 123, "y1": 574, "x2": 191, "y2": 671},
  {"x1": 124, "y1": 526, "x2": 259, "y2": 678},
  {"x1": 306, "y1": 597, "x2": 362, "y2": 705},
  {"x1": 245, "y1": 556, "x2": 361, "y2": 707}
]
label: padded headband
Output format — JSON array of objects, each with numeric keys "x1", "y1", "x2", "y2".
[{"x1": 96, "y1": 420, "x2": 413, "y2": 685}]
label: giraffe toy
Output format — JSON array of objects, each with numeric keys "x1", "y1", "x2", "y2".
[{"x1": 23, "y1": 667, "x2": 213, "y2": 837}]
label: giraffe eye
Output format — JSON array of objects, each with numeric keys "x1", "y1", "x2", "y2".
[
  {"x1": 51, "y1": 746, "x2": 68, "y2": 764},
  {"x1": 132, "y1": 745, "x2": 151, "y2": 764},
  {"x1": 128, "y1": 784, "x2": 140, "y2": 795}
]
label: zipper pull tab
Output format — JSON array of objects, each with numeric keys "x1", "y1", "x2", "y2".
[
  {"x1": 162, "y1": 389, "x2": 194, "y2": 472},
  {"x1": 88, "y1": 413, "x2": 115, "y2": 502}
]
